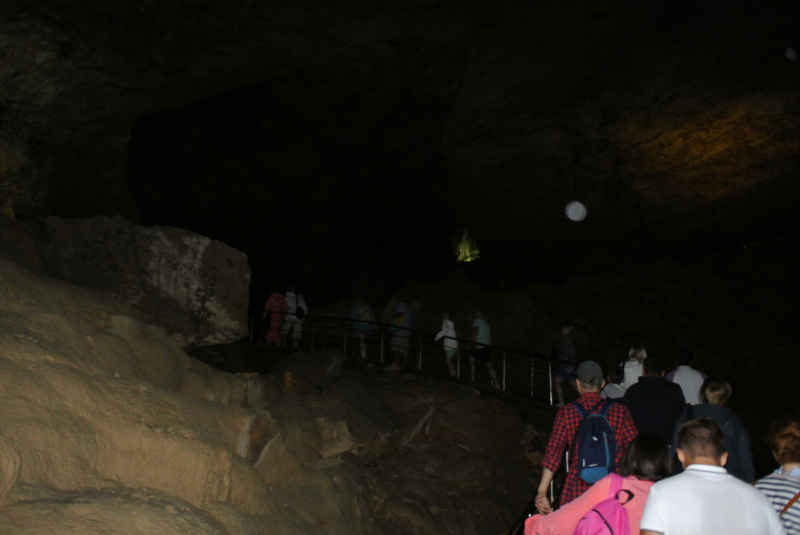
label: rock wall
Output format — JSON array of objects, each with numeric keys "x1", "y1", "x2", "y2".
[
  {"x1": 39, "y1": 215, "x2": 250, "y2": 346},
  {"x1": 0, "y1": 255, "x2": 535, "y2": 535},
  {"x1": 0, "y1": 257, "x2": 272, "y2": 533},
  {"x1": 1, "y1": 0, "x2": 798, "y2": 269}
]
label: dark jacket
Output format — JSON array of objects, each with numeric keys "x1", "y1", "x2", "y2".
[
  {"x1": 622, "y1": 375, "x2": 685, "y2": 447},
  {"x1": 672, "y1": 403, "x2": 755, "y2": 483}
]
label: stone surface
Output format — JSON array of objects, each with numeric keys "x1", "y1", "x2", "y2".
[
  {"x1": 0, "y1": 254, "x2": 537, "y2": 535},
  {"x1": 39, "y1": 215, "x2": 250, "y2": 346},
  {"x1": 0, "y1": 0, "x2": 798, "y2": 269}
]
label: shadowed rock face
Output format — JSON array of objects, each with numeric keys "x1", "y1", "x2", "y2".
[{"x1": 1, "y1": 0, "x2": 799, "y2": 268}]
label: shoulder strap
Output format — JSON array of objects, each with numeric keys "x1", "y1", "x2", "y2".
[
  {"x1": 598, "y1": 400, "x2": 615, "y2": 417},
  {"x1": 574, "y1": 402, "x2": 588, "y2": 418},
  {"x1": 780, "y1": 488, "x2": 800, "y2": 517}
]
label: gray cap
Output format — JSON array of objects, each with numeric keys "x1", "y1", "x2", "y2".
[{"x1": 577, "y1": 361, "x2": 604, "y2": 386}]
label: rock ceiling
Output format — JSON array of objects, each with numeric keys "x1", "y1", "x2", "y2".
[{"x1": 1, "y1": 0, "x2": 799, "y2": 270}]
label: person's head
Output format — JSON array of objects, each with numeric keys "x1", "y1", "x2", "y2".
[
  {"x1": 475, "y1": 308, "x2": 485, "y2": 319},
  {"x1": 442, "y1": 312, "x2": 450, "y2": 322},
  {"x1": 619, "y1": 434, "x2": 672, "y2": 482},
  {"x1": 676, "y1": 418, "x2": 728, "y2": 468},
  {"x1": 642, "y1": 356, "x2": 666, "y2": 377},
  {"x1": 560, "y1": 324, "x2": 574, "y2": 337},
  {"x1": 286, "y1": 285, "x2": 295, "y2": 293},
  {"x1": 576, "y1": 361, "x2": 605, "y2": 393},
  {"x1": 674, "y1": 348, "x2": 694, "y2": 366},
  {"x1": 629, "y1": 345, "x2": 647, "y2": 363},
  {"x1": 605, "y1": 366, "x2": 624, "y2": 385},
  {"x1": 701, "y1": 378, "x2": 732, "y2": 407},
  {"x1": 768, "y1": 413, "x2": 800, "y2": 467}
]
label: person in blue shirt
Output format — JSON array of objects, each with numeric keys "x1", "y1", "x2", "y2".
[
  {"x1": 389, "y1": 293, "x2": 412, "y2": 369},
  {"x1": 349, "y1": 295, "x2": 377, "y2": 362},
  {"x1": 469, "y1": 308, "x2": 499, "y2": 389}
]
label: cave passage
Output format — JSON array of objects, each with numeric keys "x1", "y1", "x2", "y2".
[{"x1": 129, "y1": 77, "x2": 458, "y2": 307}]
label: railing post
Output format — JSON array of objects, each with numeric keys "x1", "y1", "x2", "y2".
[
  {"x1": 418, "y1": 331, "x2": 423, "y2": 371},
  {"x1": 549, "y1": 360, "x2": 553, "y2": 406},
  {"x1": 530, "y1": 357, "x2": 535, "y2": 398},
  {"x1": 380, "y1": 331, "x2": 384, "y2": 363},
  {"x1": 502, "y1": 351, "x2": 506, "y2": 391}
]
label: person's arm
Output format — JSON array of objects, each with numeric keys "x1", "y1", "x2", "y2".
[
  {"x1": 536, "y1": 409, "x2": 571, "y2": 513},
  {"x1": 641, "y1": 531, "x2": 664, "y2": 535},
  {"x1": 534, "y1": 468, "x2": 555, "y2": 514},
  {"x1": 534, "y1": 474, "x2": 612, "y2": 531},
  {"x1": 435, "y1": 325, "x2": 445, "y2": 341}
]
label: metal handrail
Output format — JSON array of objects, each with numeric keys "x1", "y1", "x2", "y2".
[{"x1": 250, "y1": 309, "x2": 568, "y2": 406}]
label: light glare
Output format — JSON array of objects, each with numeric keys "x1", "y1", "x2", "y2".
[{"x1": 565, "y1": 201, "x2": 587, "y2": 222}]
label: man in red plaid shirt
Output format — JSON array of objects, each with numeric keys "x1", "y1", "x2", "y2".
[{"x1": 535, "y1": 361, "x2": 638, "y2": 513}]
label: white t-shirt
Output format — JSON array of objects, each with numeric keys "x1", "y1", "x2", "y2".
[
  {"x1": 601, "y1": 383, "x2": 626, "y2": 399},
  {"x1": 640, "y1": 464, "x2": 786, "y2": 535},
  {"x1": 668, "y1": 365, "x2": 706, "y2": 405},
  {"x1": 623, "y1": 360, "x2": 643, "y2": 390}
]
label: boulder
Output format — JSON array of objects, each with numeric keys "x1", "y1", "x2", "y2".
[{"x1": 39, "y1": 215, "x2": 250, "y2": 346}]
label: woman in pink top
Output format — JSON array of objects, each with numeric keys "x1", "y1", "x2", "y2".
[
  {"x1": 525, "y1": 434, "x2": 671, "y2": 535},
  {"x1": 262, "y1": 291, "x2": 288, "y2": 345}
]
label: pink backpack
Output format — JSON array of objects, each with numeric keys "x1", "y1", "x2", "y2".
[{"x1": 573, "y1": 474, "x2": 633, "y2": 535}]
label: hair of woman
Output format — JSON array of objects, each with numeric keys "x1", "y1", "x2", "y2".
[
  {"x1": 701, "y1": 377, "x2": 732, "y2": 407},
  {"x1": 618, "y1": 434, "x2": 671, "y2": 482},
  {"x1": 768, "y1": 413, "x2": 800, "y2": 465},
  {"x1": 628, "y1": 345, "x2": 647, "y2": 363}
]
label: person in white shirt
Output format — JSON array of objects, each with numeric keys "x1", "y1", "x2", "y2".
[
  {"x1": 640, "y1": 418, "x2": 786, "y2": 535},
  {"x1": 281, "y1": 286, "x2": 308, "y2": 349},
  {"x1": 434, "y1": 312, "x2": 458, "y2": 378},
  {"x1": 623, "y1": 345, "x2": 647, "y2": 391},
  {"x1": 665, "y1": 348, "x2": 706, "y2": 405},
  {"x1": 601, "y1": 366, "x2": 626, "y2": 399}
]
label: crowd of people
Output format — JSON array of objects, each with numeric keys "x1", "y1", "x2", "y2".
[
  {"x1": 261, "y1": 293, "x2": 799, "y2": 533},
  {"x1": 526, "y1": 346, "x2": 800, "y2": 535}
]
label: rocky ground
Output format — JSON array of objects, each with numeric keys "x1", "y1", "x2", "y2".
[{"x1": 190, "y1": 344, "x2": 543, "y2": 535}]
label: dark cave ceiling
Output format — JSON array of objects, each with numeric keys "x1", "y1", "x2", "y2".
[{"x1": 2, "y1": 0, "x2": 800, "y2": 286}]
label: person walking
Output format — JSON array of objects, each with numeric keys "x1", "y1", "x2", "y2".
[
  {"x1": 388, "y1": 293, "x2": 412, "y2": 369},
  {"x1": 349, "y1": 295, "x2": 377, "y2": 362},
  {"x1": 281, "y1": 286, "x2": 308, "y2": 349},
  {"x1": 435, "y1": 312, "x2": 458, "y2": 378},
  {"x1": 554, "y1": 324, "x2": 578, "y2": 406},
  {"x1": 671, "y1": 377, "x2": 755, "y2": 482},
  {"x1": 262, "y1": 290, "x2": 288, "y2": 346},
  {"x1": 755, "y1": 413, "x2": 800, "y2": 535},
  {"x1": 535, "y1": 361, "x2": 638, "y2": 512},
  {"x1": 622, "y1": 356, "x2": 686, "y2": 448},
  {"x1": 469, "y1": 308, "x2": 499, "y2": 389},
  {"x1": 525, "y1": 434, "x2": 671, "y2": 535},
  {"x1": 640, "y1": 418, "x2": 785, "y2": 535},
  {"x1": 665, "y1": 348, "x2": 707, "y2": 405},
  {"x1": 623, "y1": 345, "x2": 647, "y2": 391}
]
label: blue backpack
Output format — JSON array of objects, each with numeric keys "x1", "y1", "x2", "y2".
[{"x1": 573, "y1": 400, "x2": 618, "y2": 484}]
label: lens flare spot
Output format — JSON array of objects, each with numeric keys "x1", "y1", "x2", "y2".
[{"x1": 565, "y1": 201, "x2": 587, "y2": 222}]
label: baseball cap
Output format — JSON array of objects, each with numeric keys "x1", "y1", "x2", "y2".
[{"x1": 576, "y1": 361, "x2": 604, "y2": 386}]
